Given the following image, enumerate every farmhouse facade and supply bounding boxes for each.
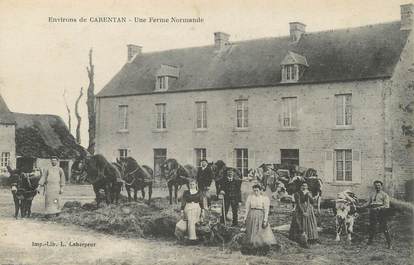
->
[96,4,414,198]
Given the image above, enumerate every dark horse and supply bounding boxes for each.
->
[211,160,242,195]
[162,158,197,204]
[274,168,323,213]
[78,154,123,205]
[7,166,41,218]
[114,157,153,203]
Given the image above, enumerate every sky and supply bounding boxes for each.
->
[0,0,410,148]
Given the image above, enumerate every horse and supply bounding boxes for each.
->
[211,160,242,195]
[115,157,153,203]
[273,168,323,213]
[211,160,227,196]
[249,163,280,192]
[77,154,123,205]
[162,158,197,204]
[7,166,41,218]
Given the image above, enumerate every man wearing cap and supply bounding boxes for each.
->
[38,156,65,217]
[363,180,392,249]
[219,168,242,226]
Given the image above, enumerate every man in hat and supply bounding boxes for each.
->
[219,168,242,226]
[196,159,214,207]
[38,156,65,217]
[196,159,214,191]
[363,180,392,249]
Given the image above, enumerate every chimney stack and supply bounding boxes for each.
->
[127,44,142,61]
[289,22,306,42]
[401,3,413,31]
[214,32,230,49]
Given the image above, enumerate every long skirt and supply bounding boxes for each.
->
[289,207,318,242]
[245,209,277,247]
[184,202,201,240]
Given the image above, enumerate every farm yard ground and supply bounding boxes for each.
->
[0,184,413,265]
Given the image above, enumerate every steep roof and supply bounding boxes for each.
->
[13,113,87,159]
[97,21,410,98]
[0,94,15,124]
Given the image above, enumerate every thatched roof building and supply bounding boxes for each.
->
[13,113,87,159]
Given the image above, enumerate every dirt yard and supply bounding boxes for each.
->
[0,184,412,265]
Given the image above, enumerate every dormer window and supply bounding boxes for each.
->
[155,64,179,92]
[156,76,168,91]
[284,65,297,81]
[280,51,308,83]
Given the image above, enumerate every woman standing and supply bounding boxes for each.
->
[289,182,319,248]
[178,179,205,242]
[37,156,65,217]
[243,184,276,255]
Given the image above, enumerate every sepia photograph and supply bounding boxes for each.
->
[0,0,413,264]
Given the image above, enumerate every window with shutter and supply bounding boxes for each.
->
[324,150,334,182]
[352,150,362,183]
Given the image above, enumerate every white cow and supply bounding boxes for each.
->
[335,190,358,242]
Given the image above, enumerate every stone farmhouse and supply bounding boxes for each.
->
[96,4,414,198]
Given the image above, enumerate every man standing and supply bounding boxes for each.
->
[38,156,65,217]
[363,180,392,249]
[196,159,214,191]
[196,159,214,207]
[219,168,242,226]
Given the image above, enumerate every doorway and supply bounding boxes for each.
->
[154,149,167,178]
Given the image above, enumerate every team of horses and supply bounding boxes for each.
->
[6,154,360,242]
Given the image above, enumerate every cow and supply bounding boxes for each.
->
[7,166,41,218]
[334,190,358,242]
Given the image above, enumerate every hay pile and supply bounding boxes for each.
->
[55,198,180,238]
[49,197,303,253]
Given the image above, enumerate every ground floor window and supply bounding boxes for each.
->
[194,148,207,169]
[335,149,352,181]
[119,149,128,160]
[1,152,10,167]
[235,148,248,178]
[280,149,299,167]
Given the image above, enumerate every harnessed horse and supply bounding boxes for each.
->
[77,154,123,205]
[162,158,196,204]
[115,157,153,203]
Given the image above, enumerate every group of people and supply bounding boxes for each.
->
[176,159,394,253]
[26,156,393,253]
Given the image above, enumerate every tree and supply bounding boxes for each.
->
[75,87,83,144]
[63,89,71,133]
[86,48,96,154]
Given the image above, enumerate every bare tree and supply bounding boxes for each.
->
[86,48,96,154]
[63,89,72,133]
[75,87,84,144]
